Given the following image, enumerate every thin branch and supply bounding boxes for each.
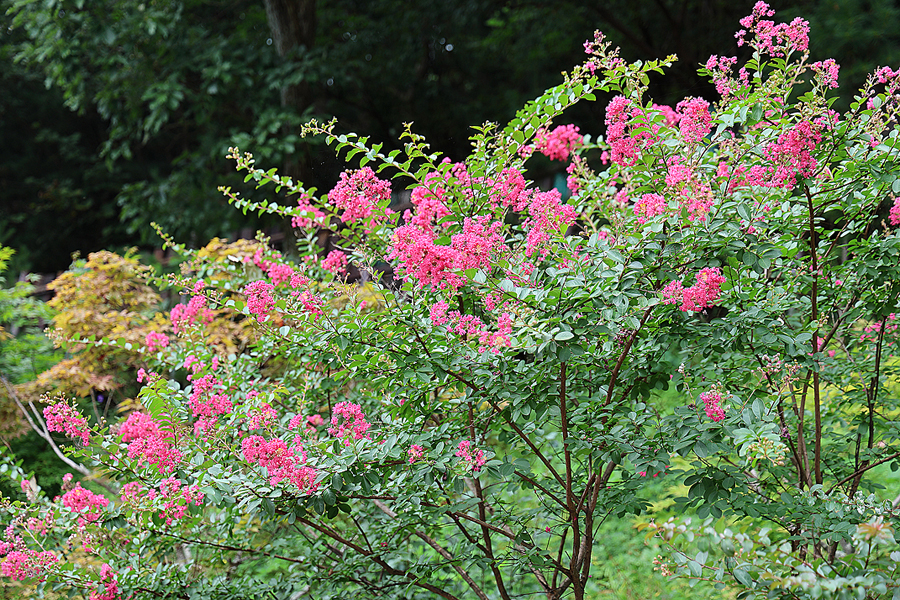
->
[372,499,490,600]
[1,376,91,478]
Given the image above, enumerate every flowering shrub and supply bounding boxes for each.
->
[2,3,900,599]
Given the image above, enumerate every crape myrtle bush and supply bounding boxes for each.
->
[3,3,900,599]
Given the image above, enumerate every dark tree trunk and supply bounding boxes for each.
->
[263,0,316,182]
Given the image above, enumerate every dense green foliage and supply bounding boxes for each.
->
[0,3,899,600]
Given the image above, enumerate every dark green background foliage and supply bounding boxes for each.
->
[1,0,898,272]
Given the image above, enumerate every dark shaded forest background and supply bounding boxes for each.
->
[1,0,898,273]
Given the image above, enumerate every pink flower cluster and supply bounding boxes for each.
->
[144,331,169,352]
[633,193,667,224]
[328,402,372,445]
[455,440,486,472]
[244,280,276,322]
[247,248,311,290]
[170,290,214,334]
[534,124,584,161]
[653,103,680,127]
[89,563,120,600]
[390,163,576,288]
[242,435,318,493]
[156,477,204,526]
[699,389,725,422]
[321,250,348,275]
[762,120,822,188]
[43,402,91,446]
[664,156,715,221]
[291,191,326,229]
[705,55,749,97]
[430,302,514,353]
[119,411,182,474]
[119,412,158,443]
[524,189,578,257]
[248,399,278,430]
[0,549,58,581]
[188,373,233,434]
[662,267,727,312]
[605,96,657,167]
[61,484,109,527]
[889,197,900,226]
[328,167,393,231]
[391,214,506,290]
[289,413,324,432]
[407,444,425,464]
[676,98,712,144]
[735,2,810,57]
[810,59,840,89]
[859,314,898,343]
[296,290,324,319]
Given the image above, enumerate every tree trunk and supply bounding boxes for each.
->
[263,0,316,182]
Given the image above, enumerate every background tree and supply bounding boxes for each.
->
[3,0,898,272]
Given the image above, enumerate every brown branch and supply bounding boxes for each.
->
[804,186,823,485]
[297,515,462,600]
[372,500,490,600]
[829,452,900,495]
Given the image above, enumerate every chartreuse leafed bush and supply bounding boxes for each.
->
[2,3,900,599]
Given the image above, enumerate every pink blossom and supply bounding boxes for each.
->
[187,374,232,433]
[663,268,726,313]
[408,171,453,228]
[266,262,296,286]
[43,402,91,446]
[89,563,120,600]
[633,193,667,224]
[119,412,159,443]
[662,280,685,305]
[652,103,680,127]
[699,389,725,421]
[874,66,899,85]
[705,55,745,97]
[61,484,109,527]
[291,192,326,229]
[156,478,204,526]
[248,403,278,430]
[810,59,840,89]
[244,280,276,322]
[321,250,348,275]
[451,216,505,270]
[0,550,58,581]
[736,3,809,57]
[677,97,712,144]
[296,290,324,318]
[328,167,393,231]
[328,402,372,445]
[289,414,324,432]
[430,301,450,327]
[408,444,425,464]
[889,197,900,226]
[241,435,318,493]
[456,440,486,472]
[605,96,657,166]
[123,417,182,475]
[534,124,584,161]
[119,482,145,504]
[170,294,214,334]
[763,121,821,188]
[144,331,169,352]
[524,189,577,256]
